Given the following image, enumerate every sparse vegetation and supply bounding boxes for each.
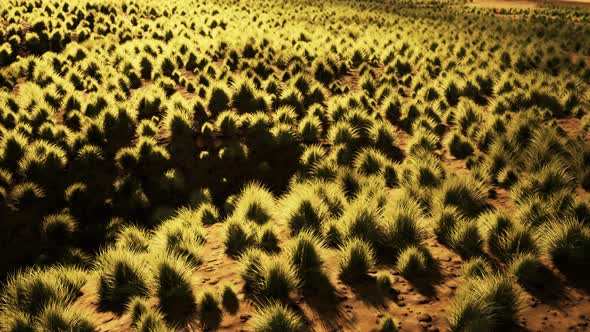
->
[1,0,589,330]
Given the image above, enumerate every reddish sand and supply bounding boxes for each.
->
[65,56,590,331]
[71,218,590,331]
[68,118,590,331]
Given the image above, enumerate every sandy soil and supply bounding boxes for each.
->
[63,57,590,331]
[72,213,590,332]
[68,118,590,331]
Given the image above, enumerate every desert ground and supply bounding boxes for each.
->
[0,0,589,331]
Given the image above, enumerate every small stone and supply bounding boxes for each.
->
[418,313,432,322]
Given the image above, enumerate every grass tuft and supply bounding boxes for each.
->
[127,297,151,326]
[282,187,330,235]
[41,213,78,246]
[96,249,150,313]
[35,304,96,332]
[225,219,257,256]
[198,288,221,323]
[447,274,523,331]
[220,284,239,313]
[508,253,543,286]
[460,257,491,279]
[432,206,463,245]
[541,218,589,269]
[375,271,394,293]
[449,222,484,258]
[249,302,305,332]
[433,176,490,219]
[135,306,172,332]
[115,225,151,253]
[285,231,328,291]
[379,315,399,332]
[338,238,376,283]
[240,249,299,301]
[232,182,277,225]
[151,255,197,323]
[396,245,433,278]
[340,199,383,246]
[380,202,427,257]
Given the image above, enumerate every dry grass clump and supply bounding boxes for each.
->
[0,266,90,331]
[284,231,331,292]
[338,238,376,283]
[150,214,205,266]
[249,302,305,332]
[231,182,277,225]
[339,199,383,246]
[433,176,490,219]
[239,249,300,301]
[447,274,523,331]
[379,315,400,332]
[540,218,589,269]
[150,254,197,323]
[396,245,436,278]
[225,218,258,256]
[380,200,427,258]
[96,249,150,313]
[280,184,331,235]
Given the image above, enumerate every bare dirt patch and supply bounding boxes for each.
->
[558,117,589,141]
